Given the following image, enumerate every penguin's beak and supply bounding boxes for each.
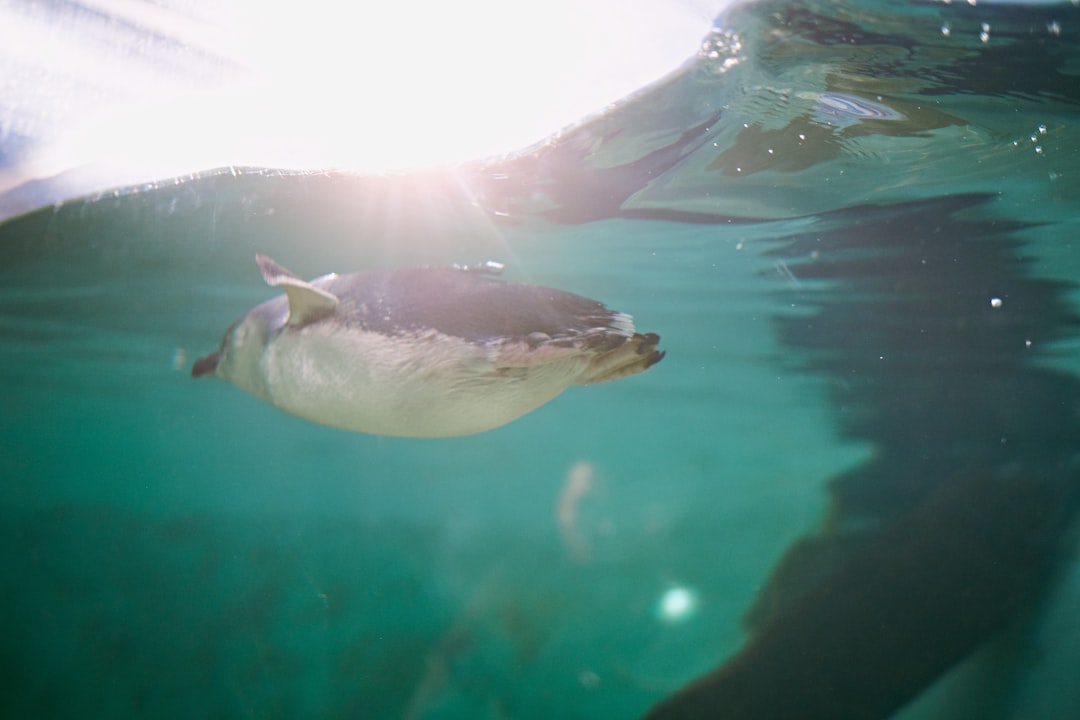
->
[191,350,221,378]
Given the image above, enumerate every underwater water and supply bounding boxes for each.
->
[3,0,1080,718]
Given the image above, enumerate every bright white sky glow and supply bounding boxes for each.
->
[0,0,724,191]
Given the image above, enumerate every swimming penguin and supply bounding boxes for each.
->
[192,255,664,437]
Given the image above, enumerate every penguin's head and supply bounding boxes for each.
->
[191,307,274,400]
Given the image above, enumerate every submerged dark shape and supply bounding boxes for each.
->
[193,255,664,438]
[643,194,1080,719]
[644,465,1074,720]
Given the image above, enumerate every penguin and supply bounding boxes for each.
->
[192,255,664,437]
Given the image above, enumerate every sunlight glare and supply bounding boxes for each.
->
[13,0,721,187]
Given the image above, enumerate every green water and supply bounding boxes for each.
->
[3,0,1080,718]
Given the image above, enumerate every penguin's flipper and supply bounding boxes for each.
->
[256,254,339,328]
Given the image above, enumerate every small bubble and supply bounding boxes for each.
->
[767,148,774,154]
[798,133,806,141]
[1025,339,1033,348]
[1031,135,1038,143]
[990,297,1003,308]
[980,30,990,43]
[1038,124,1047,134]
[941,24,951,37]
[1035,146,1044,155]
[1047,21,1061,36]
[981,22,991,32]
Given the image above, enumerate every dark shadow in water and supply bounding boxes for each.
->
[642,194,1080,719]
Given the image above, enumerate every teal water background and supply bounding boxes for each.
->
[3,1,1080,718]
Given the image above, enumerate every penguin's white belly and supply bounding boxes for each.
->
[258,324,587,437]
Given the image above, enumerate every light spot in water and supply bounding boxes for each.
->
[578,670,601,688]
[990,297,1003,308]
[656,586,699,623]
